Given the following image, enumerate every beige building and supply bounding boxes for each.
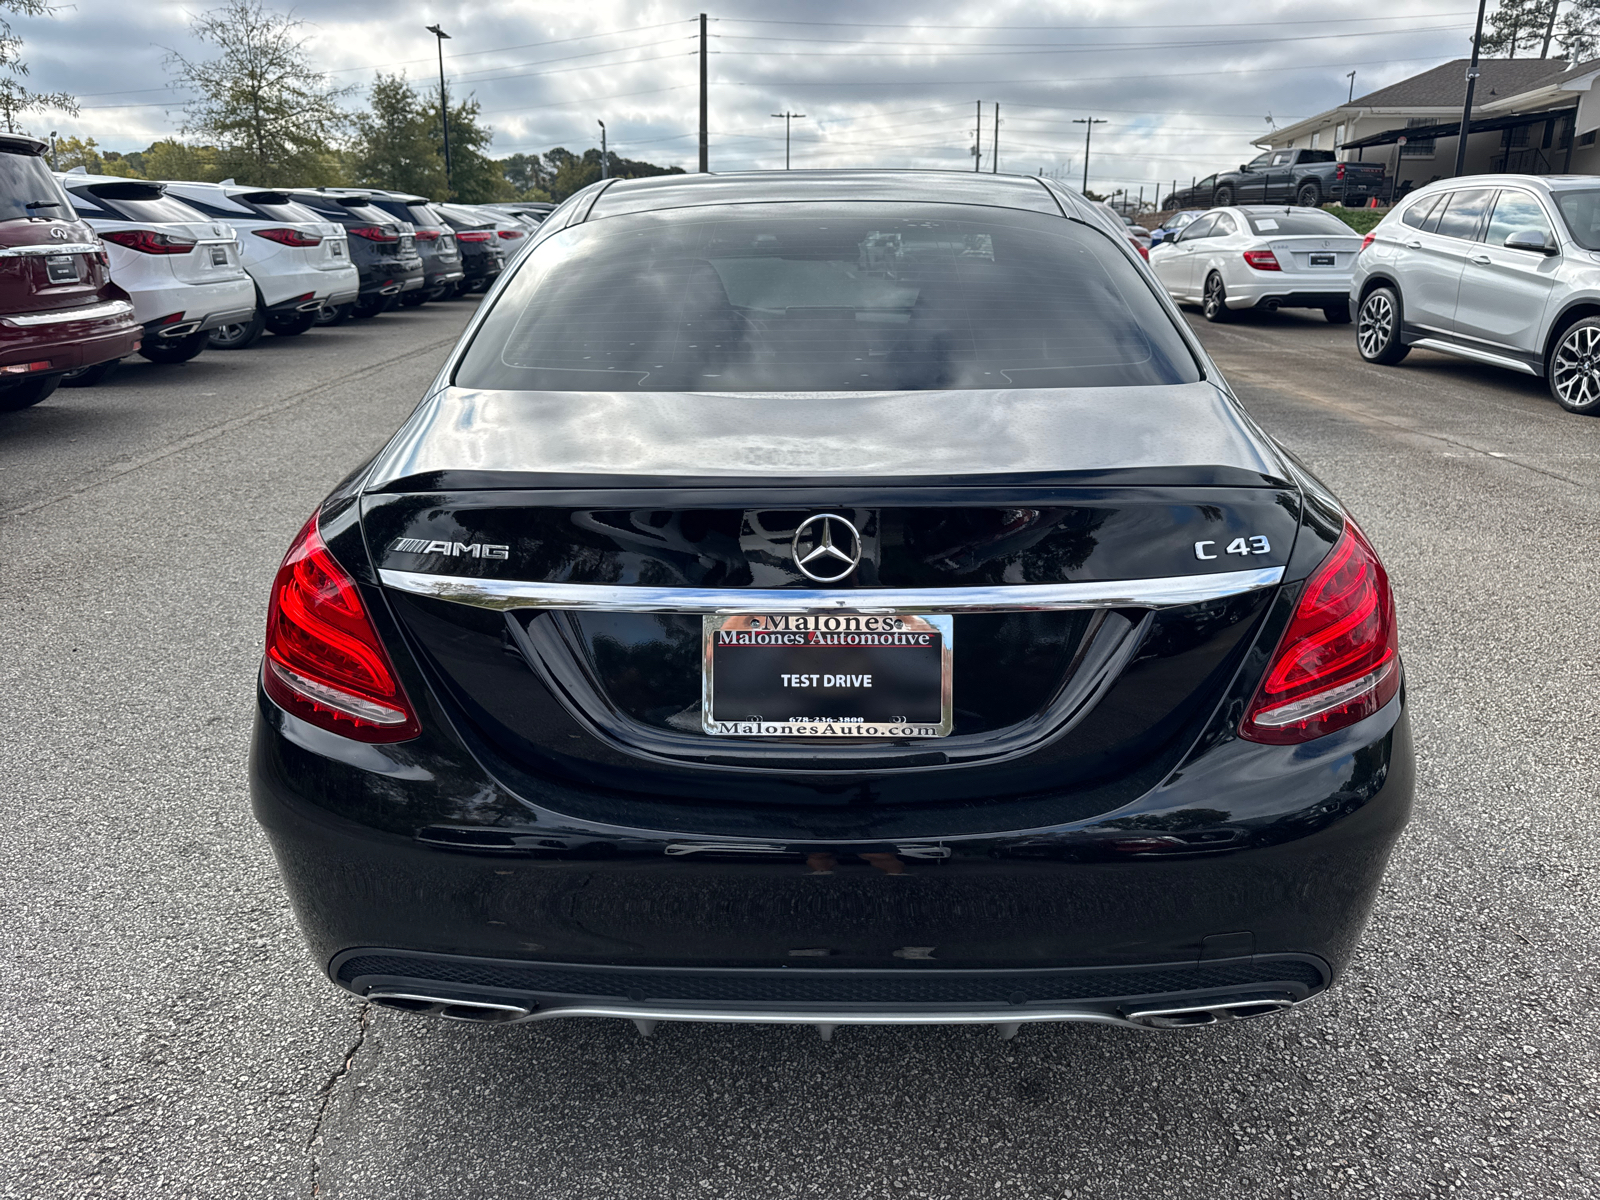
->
[1258,58,1600,199]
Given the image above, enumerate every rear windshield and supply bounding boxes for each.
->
[1553,189,1600,249]
[84,191,209,224]
[0,153,71,222]
[249,199,325,223]
[407,204,443,227]
[1243,210,1351,236]
[455,202,1200,392]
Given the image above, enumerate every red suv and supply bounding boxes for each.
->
[0,134,140,412]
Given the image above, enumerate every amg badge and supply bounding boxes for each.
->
[390,538,509,560]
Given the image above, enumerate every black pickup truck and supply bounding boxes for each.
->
[1212,148,1385,208]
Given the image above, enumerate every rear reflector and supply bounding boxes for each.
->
[1240,521,1399,745]
[263,511,420,742]
[252,227,324,247]
[102,229,197,255]
[0,360,51,374]
[1242,250,1281,271]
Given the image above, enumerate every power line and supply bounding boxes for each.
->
[710,24,1471,54]
[715,10,1476,30]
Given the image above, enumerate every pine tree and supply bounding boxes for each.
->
[349,73,444,196]
[0,0,75,134]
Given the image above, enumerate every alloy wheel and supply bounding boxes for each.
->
[1552,324,1600,410]
[1358,294,1393,358]
[1204,275,1225,319]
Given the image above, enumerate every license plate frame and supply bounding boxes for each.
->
[210,246,229,266]
[45,254,76,283]
[1309,252,1336,266]
[701,611,954,738]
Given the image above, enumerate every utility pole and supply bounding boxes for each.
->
[992,102,1000,173]
[598,120,607,178]
[1073,117,1106,194]
[771,111,806,169]
[1347,71,1357,102]
[1455,0,1489,177]
[973,100,982,171]
[426,24,452,195]
[698,13,708,172]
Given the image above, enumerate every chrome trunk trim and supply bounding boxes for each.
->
[2,298,133,327]
[377,565,1285,614]
[0,242,102,257]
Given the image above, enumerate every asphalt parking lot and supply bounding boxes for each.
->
[2,299,1598,1200]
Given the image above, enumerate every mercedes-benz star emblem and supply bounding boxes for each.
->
[791,513,862,583]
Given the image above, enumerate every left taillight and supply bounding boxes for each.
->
[1242,249,1281,271]
[497,229,524,240]
[102,229,197,255]
[262,511,420,743]
[1240,520,1399,745]
[1360,233,1376,253]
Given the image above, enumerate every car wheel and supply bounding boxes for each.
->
[1296,182,1322,208]
[450,280,473,298]
[1323,301,1352,324]
[59,358,122,388]
[425,286,450,302]
[1356,286,1409,365]
[351,294,394,319]
[139,331,210,365]
[315,303,353,327]
[1202,272,1232,322]
[1546,317,1600,414]
[1213,185,1234,206]
[0,373,62,411]
[398,290,429,308]
[208,308,266,350]
[266,311,319,337]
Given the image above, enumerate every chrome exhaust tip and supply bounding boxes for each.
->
[1123,998,1294,1029]
[295,300,326,312]
[157,322,201,339]
[367,991,533,1023]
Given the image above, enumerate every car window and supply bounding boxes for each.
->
[1431,189,1494,241]
[246,199,323,223]
[166,191,253,218]
[1553,189,1600,249]
[1270,151,1294,167]
[1242,210,1348,236]
[0,152,70,222]
[406,204,442,227]
[1198,175,1216,189]
[1401,194,1441,229]
[1299,150,1336,163]
[1246,154,1271,170]
[455,202,1201,393]
[1485,190,1555,248]
[1211,213,1238,236]
[76,189,209,224]
[1179,215,1216,240]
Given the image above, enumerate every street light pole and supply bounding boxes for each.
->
[426,24,452,195]
[992,102,1000,173]
[771,111,806,169]
[598,120,607,178]
[1454,0,1489,177]
[973,100,982,171]
[1072,117,1106,194]
[698,13,708,172]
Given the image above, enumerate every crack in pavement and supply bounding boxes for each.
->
[306,1002,371,1199]
[2,334,460,525]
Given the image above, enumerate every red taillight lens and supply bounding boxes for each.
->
[1336,163,1346,180]
[252,227,323,247]
[102,229,197,255]
[1240,522,1399,745]
[262,512,420,743]
[413,228,441,241]
[455,229,494,242]
[1242,249,1281,271]
[346,224,399,242]
[497,229,524,240]
[1360,233,1376,253]
[1131,238,1149,260]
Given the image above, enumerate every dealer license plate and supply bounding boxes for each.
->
[702,612,953,738]
[1310,253,1336,266]
[45,254,76,283]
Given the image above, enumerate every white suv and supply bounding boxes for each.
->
[161,181,359,348]
[58,172,255,366]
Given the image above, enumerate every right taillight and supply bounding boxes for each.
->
[346,224,399,242]
[413,228,441,241]
[1240,521,1399,745]
[262,511,420,743]
[455,229,494,242]
[102,229,197,255]
[253,227,323,247]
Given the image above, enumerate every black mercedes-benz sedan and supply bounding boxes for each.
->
[250,171,1412,1037]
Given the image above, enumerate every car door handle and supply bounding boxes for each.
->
[1405,240,1423,249]
[1469,254,1492,265]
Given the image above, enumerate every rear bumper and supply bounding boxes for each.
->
[0,298,141,370]
[1228,284,1353,310]
[250,687,1415,1017]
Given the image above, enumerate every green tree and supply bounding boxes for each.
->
[436,92,511,202]
[52,134,103,173]
[1558,0,1600,57]
[498,152,551,200]
[1483,0,1549,55]
[0,0,75,135]
[349,72,444,196]
[142,139,221,182]
[541,146,684,202]
[164,0,351,186]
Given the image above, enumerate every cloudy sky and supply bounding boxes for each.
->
[13,0,1490,196]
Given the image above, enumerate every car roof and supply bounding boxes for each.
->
[585,170,1068,220]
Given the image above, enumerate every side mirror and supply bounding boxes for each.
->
[1238,164,1250,173]
[1504,229,1557,255]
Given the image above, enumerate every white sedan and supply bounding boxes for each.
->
[1147,205,1364,324]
